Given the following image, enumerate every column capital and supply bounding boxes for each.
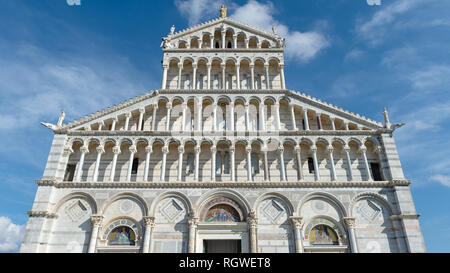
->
[327,145,334,153]
[162,63,169,69]
[96,145,105,154]
[247,211,258,229]
[359,146,367,154]
[143,216,156,227]
[80,146,89,154]
[278,147,285,154]
[230,146,236,153]
[192,63,198,69]
[374,146,383,154]
[145,146,153,154]
[178,146,185,154]
[246,146,252,153]
[113,146,121,155]
[178,63,183,69]
[344,145,351,153]
[125,112,132,119]
[152,103,158,109]
[63,146,74,156]
[129,145,137,154]
[211,145,217,153]
[139,108,145,114]
[295,145,301,153]
[166,102,173,109]
[112,116,119,122]
[90,215,104,227]
[188,212,199,228]
[310,145,317,153]
[194,145,201,154]
[162,146,169,155]
[342,217,356,228]
[289,216,304,229]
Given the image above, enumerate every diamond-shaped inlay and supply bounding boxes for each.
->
[262,200,284,223]
[358,200,381,222]
[161,199,183,222]
[65,200,88,222]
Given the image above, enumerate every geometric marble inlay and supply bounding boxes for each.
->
[357,200,381,222]
[312,200,329,214]
[161,199,183,222]
[119,199,135,214]
[65,200,88,222]
[262,200,284,223]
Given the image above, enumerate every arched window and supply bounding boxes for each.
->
[108,226,136,246]
[309,225,339,246]
[204,204,240,223]
[227,41,232,48]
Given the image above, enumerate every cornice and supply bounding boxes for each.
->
[36,179,411,189]
[163,48,284,53]
[389,214,421,221]
[26,210,58,219]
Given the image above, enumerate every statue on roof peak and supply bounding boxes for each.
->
[220,5,227,18]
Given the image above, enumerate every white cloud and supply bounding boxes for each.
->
[357,0,425,45]
[0,217,25,252]
[174,0,329,63]
[0,43,151,131]
[344,49,365,62]
[430,175,450,188]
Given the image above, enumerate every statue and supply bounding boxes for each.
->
[220,5,227,18]
[41,110,65,131]
[169,25,175,36]
[57,110,65,127]
[382,107,391,129]
[160,37,173,49]
[272,25,277,35]
[277,37,286,48]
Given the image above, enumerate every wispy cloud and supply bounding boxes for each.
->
[174,0,329,63]
[0,217,25,253]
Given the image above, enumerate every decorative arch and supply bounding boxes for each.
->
[253,192,294,217]
[195,189,251,220]
[149,191,193,217]
[100,192,149,216]
[102,217,142,246]
[52,192,98,215]
[298,192,348,218]
[349,192,396,217]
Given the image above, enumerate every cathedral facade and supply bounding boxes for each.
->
[20,6,426,253]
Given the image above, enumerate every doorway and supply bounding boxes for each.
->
[203,240,242,253]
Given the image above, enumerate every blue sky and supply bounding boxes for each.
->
[0,0,449,252]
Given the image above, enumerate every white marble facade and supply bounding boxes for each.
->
[20,6,426,253]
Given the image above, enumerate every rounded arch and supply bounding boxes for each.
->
[216,95,232,103]
[149,191,193,217]
[170,96,185,104]
[299,137,314,147]
[363,136,381,147]
[87,137,101,146]
[135,138,149,146]
[151,138,165,146]
[349,192,396,217]
[347,137,363,148]
[225,56,238,64]
[238,56,252,65]
[52,192,98,215]
[253,192,294,217]
[262,96,277,104]
[167,56,181,64]
[100,192,149,216]
[195,189,251,219]
[303,215,348,245]
[182,56,195,64]
[119,138,134,146]
[282,137,298,147]
[69,138,85,147]
[298,192,348,218]
[331,137,346,147]
[253,56,266,64]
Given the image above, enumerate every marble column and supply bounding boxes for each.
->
[343,217,358,253]
[280,64,286,89]
[317,112,323,130]
[236,64,240,89]
[265,65,270,89]
[230,145,235,182]
[144,146,152,182]
[211,145,216,182]
[344,121,349,131]
[177,63,183,89]
[344,145,353,181]
[124,112,132,131]
[303,108,310,130]
[360,147,373,181]
[97,121,104,132]
[151,103,158,131]
[194,145,200,182]
[88,215,104,253]
[165,102,172,131]
[75,146,89,182]
[92,145,105,182]
[295,145,303,181]
[126,145,137,181]
[137,108,145,131]
[289,216,304,253]
[212,104,217,132]
[250,64,255,89]
[262,149,269,182]
[221,30,225,49]
[259,103,266,131]
[109,146,120,182]
[192,64,197,90]
[233,35,237,49]
[143,216,155,253]
[177,146,184,182]
[161,64,168,89]
[290,104,297,131]
[311,145,320,181]
[221,64,226,89]
[197,101,203,132]
[275,102,281,130]
[330,117,336,131]
[160,146,169,181]
[245,103,250,131]
[327,145,337,181]
[111,117,118,131]
[278,146,286,181]
[207,64,211,89]
[248,211,258,253]
[246,146,252,182]
[188,213,198,253]
[374,146,387,181]
[230,103,235,131]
